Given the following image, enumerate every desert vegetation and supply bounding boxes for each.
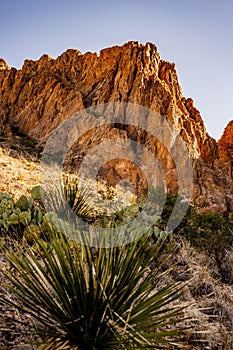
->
[0,175,233,349]
[0,180,191,349]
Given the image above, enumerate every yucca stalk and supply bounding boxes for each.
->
[0,230,190,349]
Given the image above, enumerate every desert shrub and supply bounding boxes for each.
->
[44,177,96,225]
[160,192,193,232]
[0,229,191,349]
[63,177,95,221]
[0,187,45,240]
[7,127,43,158]
[180,212,233,283]
[157,191,233,283]
[21,135,38,149]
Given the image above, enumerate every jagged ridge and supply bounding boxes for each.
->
[0,41,232,211]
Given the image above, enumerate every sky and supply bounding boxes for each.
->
[0,0,233,140]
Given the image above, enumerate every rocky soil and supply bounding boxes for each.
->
[0,149,40,200]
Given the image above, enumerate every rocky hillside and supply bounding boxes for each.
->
[0,41,232,212]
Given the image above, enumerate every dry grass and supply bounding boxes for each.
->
[167,238,233,349]
[0,147,40,200]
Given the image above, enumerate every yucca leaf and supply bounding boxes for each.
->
[0,228,191,349]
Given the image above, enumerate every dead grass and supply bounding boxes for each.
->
[0,147,40,200]
[168,238,233,349]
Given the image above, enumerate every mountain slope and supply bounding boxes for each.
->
[0,41,232,212]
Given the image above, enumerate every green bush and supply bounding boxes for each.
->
[45,177,96,224]
[180,211,233,283]
[0,230,190,349]
[158,192,233,283]
[0,187,45,239]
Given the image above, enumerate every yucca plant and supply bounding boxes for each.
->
[44,176,95,223]
[0,230,190,349]
[63,177,95,221]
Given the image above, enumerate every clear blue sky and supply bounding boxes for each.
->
[1,0,233,140]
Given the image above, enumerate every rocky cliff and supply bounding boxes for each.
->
[219,121,233,158]
[0,41,232,212]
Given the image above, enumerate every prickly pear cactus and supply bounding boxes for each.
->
[19,211,31,226]
[42,212,73,237]
[0,193,19,230]
[0,186,72,242]
[0,193,14,214]
[16,195,29,211]
[0,193,12,200]
[42,212,58,233]
[32,206,43,225]
[8,213,20,225]
[31,185,45,200]
[28,197,34,209]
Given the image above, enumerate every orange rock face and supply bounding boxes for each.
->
[218,121,233,156]
[0,41,232,212]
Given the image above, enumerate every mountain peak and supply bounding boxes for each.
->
[0,58,10,70]
[0,42,232,212]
